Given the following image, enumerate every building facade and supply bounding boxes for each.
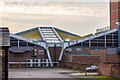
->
[60,28,120,78]
[8,26,120,78]
[7,1,120,78]
[9,27,81,67]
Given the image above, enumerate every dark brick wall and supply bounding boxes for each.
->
[9,51,46,62]
[64,47,90,54]
[61,56,100,71]
[61,47,120,78]
[99,53,120,77]
[60,62,89,71]
[106,54,119,62]
[61,48,100,71]
[90,49,107,63]
[1,48,9,80]
[9,47,47,67]
[48,47,62,62]
[99,63,120,78]
[9,46,62,67]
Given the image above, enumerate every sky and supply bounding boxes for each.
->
[0,0,110,36]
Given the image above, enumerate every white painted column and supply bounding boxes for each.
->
[18,39,19,47]
[46,59,49,67]
[46,47,53,66]
[89,39,91,47]
[105,34,106,47]
[58,48,64,61]
[38,59,41,67]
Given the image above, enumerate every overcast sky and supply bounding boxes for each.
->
[0,1,110,36]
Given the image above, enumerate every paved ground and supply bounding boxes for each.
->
[9,68,79,78]
[8,68,115,80]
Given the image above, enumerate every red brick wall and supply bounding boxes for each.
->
[61,56,100,71]
[61,47,120,77]
[110,1,120,29]
[64,47,90,54]
[61,48,100,71]
[9,51,46,62]
[81,48,90,54]
[99,63,120,77]
[99,63,112,76]
[62,56,100,65]
[60,62,89,71]
[72,56,100,65]
[106,54,119,62]
[48,47,62,62]
[90,49,107,62]
[9,47,46,67]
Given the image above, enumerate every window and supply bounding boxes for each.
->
[38,50,44,55]
[76,47,81,52]
[32,49,38,57]
[66,48,72,52]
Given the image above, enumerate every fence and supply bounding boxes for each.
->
[9,59,59,67]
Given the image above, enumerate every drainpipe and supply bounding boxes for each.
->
[54,44,56,66]
[116,22,120,47]
[116,22,120,57]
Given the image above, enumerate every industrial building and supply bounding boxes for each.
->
[8,26,120,77]
[1,0,119,78]
[61,28,120,77]
[9,27,81,67]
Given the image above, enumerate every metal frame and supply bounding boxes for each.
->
[59,28,118,61]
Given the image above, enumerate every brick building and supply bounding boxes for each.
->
[9,26,120,77]
[60,28,120,77]
[110,0,120,29]
[7,0,120,78]
[9,27,81,67]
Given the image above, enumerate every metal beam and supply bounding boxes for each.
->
[58,48,64,61]
[38,27,45,41]
[18,39,19,47]
[46,47,53,66]
[89,39,91,47]
[52,27,63,42]
[64,28,118,48]
[105,34,106,47]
